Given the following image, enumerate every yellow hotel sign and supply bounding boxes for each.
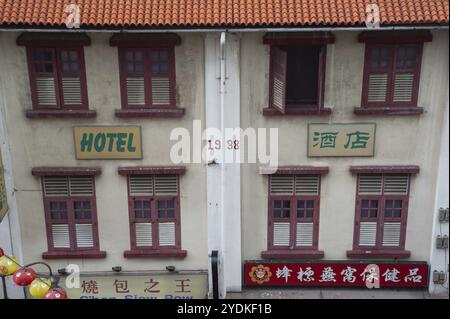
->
[0,149,8,222]
[74,126,142,159]
[308,123,376,157]
[58,273,208,299]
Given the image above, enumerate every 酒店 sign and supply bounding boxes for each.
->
[244,262,428,288]
[308,123,376,157]
[0,149,8,222]
[58,272,208,299]
[74,126,142,159]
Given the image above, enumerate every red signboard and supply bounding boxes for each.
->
[244,262,428,288]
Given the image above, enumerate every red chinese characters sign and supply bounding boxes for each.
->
[244,262,428,288]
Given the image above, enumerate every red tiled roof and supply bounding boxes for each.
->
[0,0,448,28]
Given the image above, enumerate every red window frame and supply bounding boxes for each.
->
[118,47,176,109]
[267,175,321,252]
[41,176,101,253]
[126,175,182,252]
[353,174,410,251]
[361,43,423,108]
[268,44,327,114]
[26,47,89,110]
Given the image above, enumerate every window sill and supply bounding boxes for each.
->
[42,251,106,259]
[124,249,187,258]
[26,109,97,119]
[354,107,424,116]
[346,249,411,259]
[115,108,185,118]
[263,107,332,116]
[261,250,324,259]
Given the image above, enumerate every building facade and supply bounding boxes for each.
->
[0,0,448,298]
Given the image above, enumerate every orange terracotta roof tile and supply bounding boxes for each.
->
[0,0,448,28]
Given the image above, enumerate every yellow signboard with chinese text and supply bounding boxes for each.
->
[308,123,376,157]
[58,272,208,299]
[0,149,8,222]
[74,126,142,159]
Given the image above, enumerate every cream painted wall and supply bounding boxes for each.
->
[240,30,449,261]
[0,32,208,272]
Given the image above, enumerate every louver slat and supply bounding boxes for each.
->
[367,74,388,103]
[358,174,382,195]
[273,222,290,247]
[151,77,171,105]
[382,222,401,247]
[129,175,153,196]
[270,175,294,195]
[36,77,57,106]
[383,174,409,195]
[135,223,153,247]
[359,221,377,246]
[273,78,284,109]
[75,224,94,248]
[158,222,176,246]
[61,77,82,105]
[295,175,319,195]
[271,47,287,114]
[126,77,145,105]
[51,224,70,248]
[69,176,94,196]
[154,175,178,195]
[393,73,414,102]
[44,176,68,196]
[296,222,313,247]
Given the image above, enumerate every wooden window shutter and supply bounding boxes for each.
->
[151,77,171,105]
[154,175,178,195]
[75,224,94,248]
[392,46,419,104]
[43,176,69,196]
[69,176,94,196]
[270,47,287,114]
[358,174,382,195]
[270,175,294,195]
[158,222,176,246]
[29,48,59,108]
[295,175,319,195]
[296,222,314,246]
[359,221,377,246]
[382,222,401,247]
[365,46,391,105]
[367,73,388,103]
[122,50,146,107]
[51,224,71,248]
[126,77,146,106]
[58,49,85,107]
[135,222,153,247]
[273,222,290,247]
[383,174,409,195]
[129,175,153,196]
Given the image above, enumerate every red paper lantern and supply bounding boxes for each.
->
[0,248,4,257]
[44,288,68,299]
[13,267,36,286]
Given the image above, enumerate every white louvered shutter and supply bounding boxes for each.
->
[393,73,414,102]
[136,223,153,247]
[273,222,290,247]
[382,222,401,247]
[358,174,382,195]
[154,175,178,195]
[35,77,58,106]
[129,175,153,196]
[61,77,82,105]
[51,224,70,248]
[151,77,171,105]
[75,224,94,248]
[383,174,409,195]
[159,222,176,246]
[270,175,294,195]
[295,175,319,195]
[69,176,94,196]
[296,222,313,247]
[367,74,388,103]
[43,176,69,196]
[126,77,145,105]
[359,221,377,246]
[270,47,287,114]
